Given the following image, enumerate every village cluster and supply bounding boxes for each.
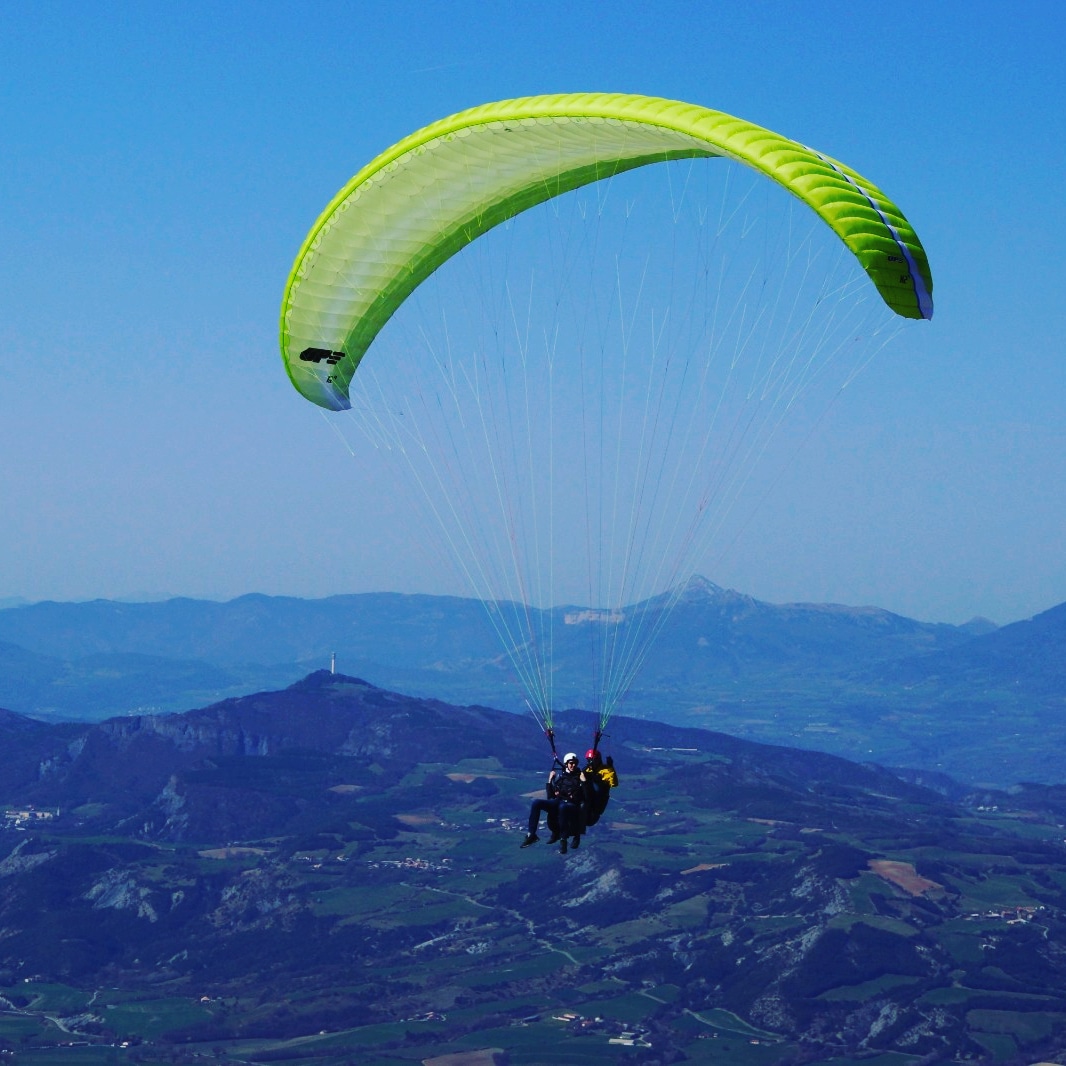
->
[2,806,57,829]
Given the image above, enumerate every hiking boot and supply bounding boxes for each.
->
[520,834,539,848]
[571,836,580,849]
[560,838,568,854]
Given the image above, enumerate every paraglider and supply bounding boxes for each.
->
[279,93,933,774]
[520,748,617,854]
[521,751,585,853]
[281,93,931,411]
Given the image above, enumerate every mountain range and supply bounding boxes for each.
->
[0,579,1063,787]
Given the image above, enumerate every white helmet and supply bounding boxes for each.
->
[563,752,579,764]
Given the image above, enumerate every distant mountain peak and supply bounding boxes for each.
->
[681,575,726,598]
[672,575,757,609]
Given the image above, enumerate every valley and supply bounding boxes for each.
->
[3,674,1066,1063]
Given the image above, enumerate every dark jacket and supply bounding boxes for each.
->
[551,767,586,805]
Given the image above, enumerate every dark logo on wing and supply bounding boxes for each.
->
[300,348,345,365]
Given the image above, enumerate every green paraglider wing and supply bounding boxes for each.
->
[280,93,933,411]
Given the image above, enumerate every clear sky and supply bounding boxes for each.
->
[2,1,1063,626]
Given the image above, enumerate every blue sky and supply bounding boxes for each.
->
[2,1,1063,625]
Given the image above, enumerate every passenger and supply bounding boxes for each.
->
[553,752,586,853]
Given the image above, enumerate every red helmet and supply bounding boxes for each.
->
[586,749,599,761]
